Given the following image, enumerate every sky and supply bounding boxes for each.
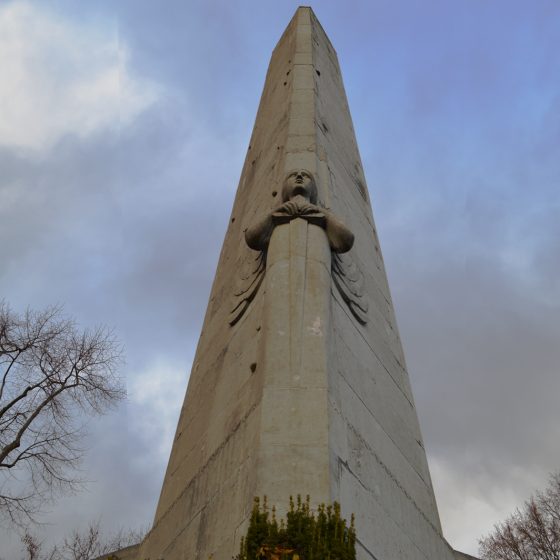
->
[0,0,559,557]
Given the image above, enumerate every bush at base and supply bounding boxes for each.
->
[235,495,356,560]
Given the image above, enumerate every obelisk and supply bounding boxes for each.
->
[138,7,460,560]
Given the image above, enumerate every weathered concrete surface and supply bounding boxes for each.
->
[454,551,482,560]
[94,544,140,560]
[137,7,458,560]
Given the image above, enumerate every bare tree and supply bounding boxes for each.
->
[0,302,124,526]
[479,472,560,560]
[21,531,46,560]
[59,521,145,560]
[19,522,146,560]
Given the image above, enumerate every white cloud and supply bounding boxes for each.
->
[430,455,547,556]
[0,1,158,151]
[128,359,188,460]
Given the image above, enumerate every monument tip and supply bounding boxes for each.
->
[293,6,315,18]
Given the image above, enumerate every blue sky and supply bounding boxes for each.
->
[0,1,559,556]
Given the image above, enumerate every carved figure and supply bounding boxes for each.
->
[229,170,368,326]
[245,170,354,253]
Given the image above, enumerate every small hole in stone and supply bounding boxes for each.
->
[277,146,280,150]
[256,325,261,332]
[316,69,321,76]
[231,217,235,223]
[272,190,277,197]
[250,363,257,373]
[251,159,256,166]
[248,145,251,150]
[283,81,287,86]
[286,70,290,76]
[288,59,291,63]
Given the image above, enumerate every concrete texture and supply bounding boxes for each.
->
[137,7,461,559]
[94,544,141,560]
[454,552,482,560]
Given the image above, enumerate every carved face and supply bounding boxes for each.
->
[282,170,317,203]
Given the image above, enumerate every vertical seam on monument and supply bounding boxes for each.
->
[290,220,296,378]
[288,10,296,383]
[300,221,309,379]
[310,8,333,507]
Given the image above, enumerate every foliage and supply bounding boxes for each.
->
[479,471,560,560]
[235,495,356,560]
[0,302,124,526]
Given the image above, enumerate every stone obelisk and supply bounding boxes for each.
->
[138,7,461,560]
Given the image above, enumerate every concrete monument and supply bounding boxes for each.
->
[118,7,476,560]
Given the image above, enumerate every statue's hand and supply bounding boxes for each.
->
[278,200,299,216]
[277,196,322,216]
[272,197,326,226]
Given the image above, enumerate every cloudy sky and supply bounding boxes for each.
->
[0,0,559,557]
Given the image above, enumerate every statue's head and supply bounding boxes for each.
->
[282,169,317,204]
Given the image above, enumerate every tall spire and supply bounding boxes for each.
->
[137,7,459,559]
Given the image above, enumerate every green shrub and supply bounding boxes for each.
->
[235,495,356,560]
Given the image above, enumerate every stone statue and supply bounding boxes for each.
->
[245,170,354,253]
[230,170,367,326]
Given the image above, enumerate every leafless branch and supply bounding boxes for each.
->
[0,301,124,527]
[479,472,560,560]
[19,522,146,560]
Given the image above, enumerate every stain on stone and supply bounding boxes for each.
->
[355,178,367,200]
